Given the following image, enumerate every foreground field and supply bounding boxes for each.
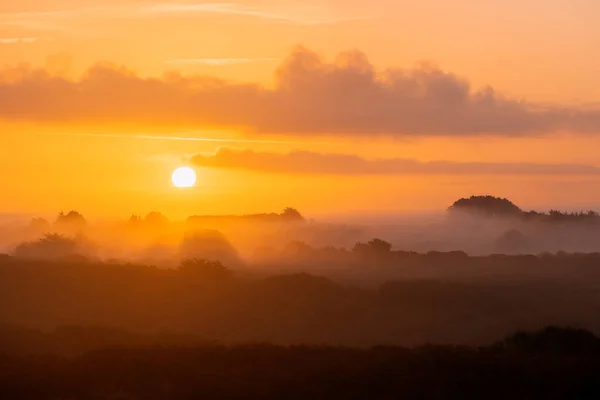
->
[1,327,600,399]
[3,255,600,346]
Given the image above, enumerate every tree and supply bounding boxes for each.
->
[179,230,241,267]
[494,229,530,254]
[448,195,522,217]
[27,217,51,233]
[15,233,79,259]
[128,214,143,225]
[353,238,392,255]
[281,208,304,221]
[499,326,600,354]
[144,212,169,226]
[54,211,87,232]
[283,241,314,256]
[179,259,233,280]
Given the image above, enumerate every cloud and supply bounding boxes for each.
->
[1,46,600,135]
[0,37,38,44]
[0,7,118,30]
[41,132,304,145]
[191,147,600,175]
[0,3,366,31]
[165,58,277,66]
[140,3,369,25]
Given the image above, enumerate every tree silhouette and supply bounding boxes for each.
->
[54,211,87,232]
[281,208,304,221]
[179,230,241,266]
[179,259,233,280]
[14,233,79,259]
[128,214,143,225]
[27,217,50,233]
[353,238,392,255]
[449,195,522,217]
[144,212,169,226]
[283,241,314,256]
[494,229,530,254]
[499,326,600,354]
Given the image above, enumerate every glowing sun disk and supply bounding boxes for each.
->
[172,167,196,188]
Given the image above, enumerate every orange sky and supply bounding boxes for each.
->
[2,0,600,219]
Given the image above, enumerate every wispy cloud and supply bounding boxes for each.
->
[192,148,600,176]
[165,57,277,66]
[37,132,308,145]
[0,2,368,31]
[0,37,38,44]
[142,3,369,25]
[0,6,127,31]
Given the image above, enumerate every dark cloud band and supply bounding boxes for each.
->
[191,148,600,175]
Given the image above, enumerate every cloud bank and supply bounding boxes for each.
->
[191,147,600,175]
[2,46,600,136]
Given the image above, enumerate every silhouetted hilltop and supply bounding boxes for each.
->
[449,195,522,217]
[450,195,600,223]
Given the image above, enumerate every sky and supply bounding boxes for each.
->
[2,0,600,219]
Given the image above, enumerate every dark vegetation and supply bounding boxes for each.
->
[2,326,600,399]
[3,253,600,347]
[14,233,95,260]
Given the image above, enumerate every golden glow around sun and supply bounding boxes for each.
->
[172,167,197,188]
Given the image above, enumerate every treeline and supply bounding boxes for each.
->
[1,326,600,399]
[450,195,600,222]
[3,256,600,346]
[270,238,600,269]
[523,209,600,222]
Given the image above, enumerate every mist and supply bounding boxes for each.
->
[1,196,600,345]
[3,197,600,272]
[4,199,600,397]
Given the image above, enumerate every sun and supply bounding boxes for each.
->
[172,167,197,188]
